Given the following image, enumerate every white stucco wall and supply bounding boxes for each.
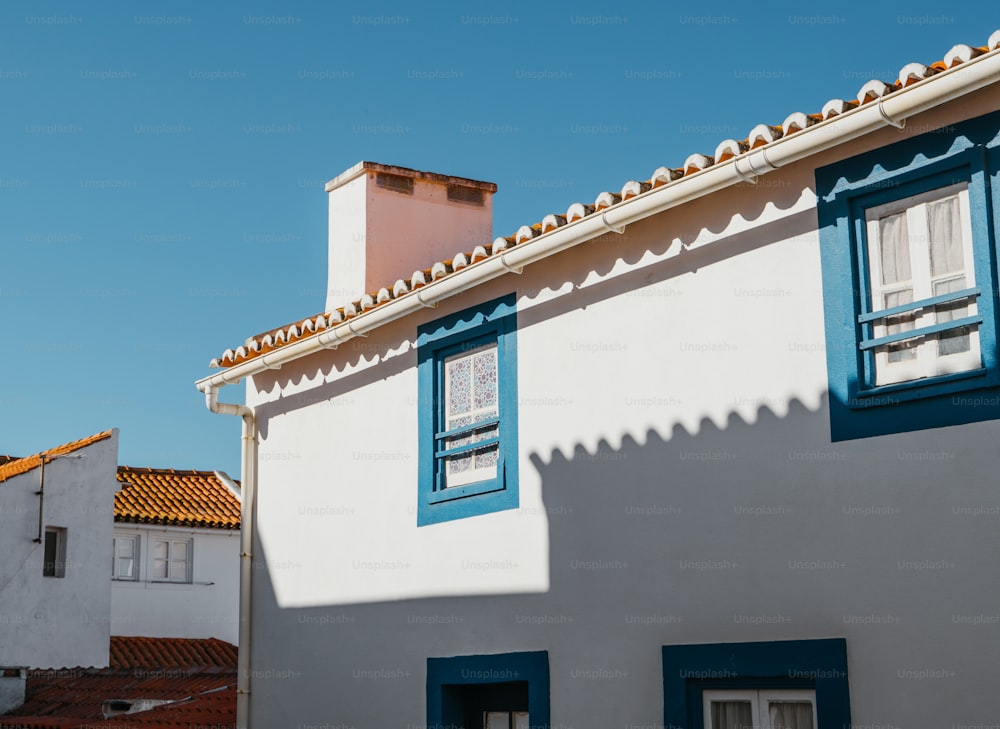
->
[110,524,240,644]
[0,431,119,669]
[243,87,1000,728]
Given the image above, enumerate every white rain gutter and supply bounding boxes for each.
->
[196,48,1000,394]
[203,387,255,729]
[195,46,1000,729]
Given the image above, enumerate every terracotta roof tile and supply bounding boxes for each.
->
[0,432,114,484]
[115,467,240,529]
[208,30,1000,371]
[108,636,238,671]
[1,638,236,729]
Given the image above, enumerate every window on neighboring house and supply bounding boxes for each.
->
[703,689,817,729]
[42,527,66,578]
[816,108,1000,440]
[427,651,548,729]
[152,538,192,583]
[662,639,850,729]
[112,535,139,581]
[417,293,518,526]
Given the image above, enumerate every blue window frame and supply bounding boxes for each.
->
[662,639,850,729]
[417,293,518,526]
[427,651,549,729]
[816,109,1000,440]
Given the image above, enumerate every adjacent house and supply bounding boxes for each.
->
[197,31,1000,729]
[0,431,119,671]
[112,467,241,645]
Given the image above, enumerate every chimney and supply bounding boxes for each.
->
[324,162,497,311]
[0,667,27,714]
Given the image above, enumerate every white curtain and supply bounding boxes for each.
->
[769,701,814,729]
[711,701,753,729]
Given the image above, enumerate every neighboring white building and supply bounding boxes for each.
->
[0,431,119,670]
[111,467,241,645]
[198,31,1000,729]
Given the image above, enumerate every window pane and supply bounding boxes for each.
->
[710,701,753,729]
[512,712,529,729]
[878,211,911,285]
[473,347,498,409]
[883,289,917,363]
[927,195,964,277]
[934,277,972,356]
[769,701,814,729]
[154,540,169,560]
[445,355,472,417]
[43,530,58,577]
[173,541,188,561]
[116,538,134,559]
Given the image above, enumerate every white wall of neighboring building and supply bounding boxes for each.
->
[0,432,119,669]
[241,87,1000,728]
[110,524,240,645]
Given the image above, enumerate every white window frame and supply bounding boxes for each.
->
[152,538,193,583]
[865,182,980,386]
[112,534,140,581]
[703,688,817,729]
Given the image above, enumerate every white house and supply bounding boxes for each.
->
[198,30,1000,729]
[111,466,241,645]
[0,431,119,671]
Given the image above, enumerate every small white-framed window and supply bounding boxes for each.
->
[43,526,67,578]
[112,535,140,581]
[703,689,816,729]
[865,182,980,386]
[484,711,529,729]
[152,538,192,583]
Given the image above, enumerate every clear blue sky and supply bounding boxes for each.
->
[1,2,994,476]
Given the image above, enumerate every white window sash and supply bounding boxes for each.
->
[865,183,980,386]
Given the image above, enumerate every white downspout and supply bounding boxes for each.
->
[203,385,255,729]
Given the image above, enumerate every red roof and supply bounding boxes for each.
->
[107,636,237,672]
[115,467,241,529]
[1,638,237,729]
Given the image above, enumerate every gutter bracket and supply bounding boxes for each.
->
[346,321,369,337]
[499,254,523,275]
[416,291,438,308]
[877,96,906,129]
[600,211,626,235]
[733,157,758,184]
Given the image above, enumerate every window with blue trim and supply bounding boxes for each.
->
[816,109,1000,440]
[662,639,850,729]
[427,651,549,729]
[417,293,518,526]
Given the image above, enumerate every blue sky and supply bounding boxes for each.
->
[1,2,994,476]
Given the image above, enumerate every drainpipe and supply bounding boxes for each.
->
[203,386,255,729]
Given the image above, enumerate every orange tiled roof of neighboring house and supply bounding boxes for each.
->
[0,637,236,729]
[115,467,240,529]
[208,31,1000,371]
[108,636,238,671]
[0,431,114,484]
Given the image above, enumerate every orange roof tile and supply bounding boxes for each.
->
[208,30,1000,371]
[115,467,240,529]
[0,638,236,729]
[108,636,238,671]
[0,431,114,484]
